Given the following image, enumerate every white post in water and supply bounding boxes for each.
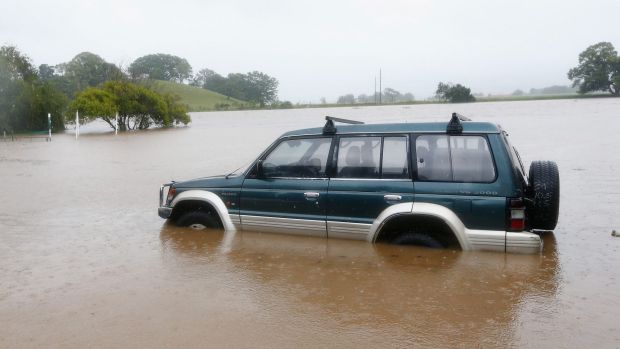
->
[47,113,52,142]
[115,112,118,135]
[75,110,80,139]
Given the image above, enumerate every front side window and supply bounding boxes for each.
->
[263,138,332,178]
[416,135,495,182]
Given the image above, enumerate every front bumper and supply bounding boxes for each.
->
[158,207,172,219]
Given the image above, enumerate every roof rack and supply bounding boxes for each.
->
[446,112,471,134]
[323,116,364,134]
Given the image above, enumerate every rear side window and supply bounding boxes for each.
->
[416,135,495,182]
[416,135,451,181]
[382,137,409,178]
[337,136,409,179]
[337,137,381,178]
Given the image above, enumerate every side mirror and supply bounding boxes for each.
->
[255,160,264,178]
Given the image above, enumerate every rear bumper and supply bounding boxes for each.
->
[158,207,172,219]
[466,229,542,254]
[506,231,543,254]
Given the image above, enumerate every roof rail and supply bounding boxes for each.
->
[446,112,471,134]
[323,116,364,134]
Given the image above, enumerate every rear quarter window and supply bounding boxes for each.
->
[416,135,496,183]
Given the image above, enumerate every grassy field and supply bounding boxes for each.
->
[143,80,248,112]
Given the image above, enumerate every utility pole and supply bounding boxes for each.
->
[379,69,382,105]
[374,77,377,104]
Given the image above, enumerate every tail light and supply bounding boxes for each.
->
[509,198,525,231]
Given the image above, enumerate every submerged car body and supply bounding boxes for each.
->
[159,114,560,254]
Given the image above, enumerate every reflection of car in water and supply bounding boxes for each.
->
[159,226,559,346]
[158,114,560,253]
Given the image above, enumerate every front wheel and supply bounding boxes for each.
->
[175,211,222,230]
[391,232,445,248]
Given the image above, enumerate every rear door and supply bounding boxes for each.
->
[240,137,332,237]
[326,135,414,240]
[412,133,506,230]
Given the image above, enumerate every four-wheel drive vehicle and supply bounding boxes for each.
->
[158,114,560,254]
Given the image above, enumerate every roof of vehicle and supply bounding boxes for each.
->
[281,121,502,138]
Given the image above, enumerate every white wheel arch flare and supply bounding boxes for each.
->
[368,202,472,250]
[170,190,237,231]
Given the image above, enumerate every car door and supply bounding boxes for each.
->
[326,135,414,240]
[412,133,506,231]
[240,137,333,237]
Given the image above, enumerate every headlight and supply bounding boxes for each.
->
[159,183,176,207]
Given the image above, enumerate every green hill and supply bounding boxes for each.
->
[144,80,248,112]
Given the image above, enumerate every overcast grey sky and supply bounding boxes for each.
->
[1,0,619,102]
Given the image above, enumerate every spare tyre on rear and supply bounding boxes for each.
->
[527,160,560,230]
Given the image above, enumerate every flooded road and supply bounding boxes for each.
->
[1,98,619,348]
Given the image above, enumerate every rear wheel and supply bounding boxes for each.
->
[527,160,560,230]
[391,232,445,248]
[176,211,222,230]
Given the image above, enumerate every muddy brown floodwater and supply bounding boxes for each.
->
[1,99,620,348]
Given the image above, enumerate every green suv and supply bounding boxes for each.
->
[158,114,560,254]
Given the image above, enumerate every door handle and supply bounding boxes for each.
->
[304,192,320,199]
[384,194,402,201]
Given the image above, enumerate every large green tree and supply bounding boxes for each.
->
[568,42,620,96]
[70,81,190,131]
[190,68,218,87]
[435,82,475,103]
[56,52,124,97]
[0,45,66,132]
[129,54,192,83]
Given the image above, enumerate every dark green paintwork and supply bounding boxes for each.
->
[240,178,328,220]
[170,121,522,232]
[327,179,414,224]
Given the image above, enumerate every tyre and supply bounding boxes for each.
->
[527,160,560,230]
[391,232,445,248]
[176,210,222,230]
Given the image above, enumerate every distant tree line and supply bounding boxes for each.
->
[528,85,576,95]
[336,87,414,105]
[0,47,192,132]
[190,69,279,107]
[125,55,282,107]
[0,47,284,133]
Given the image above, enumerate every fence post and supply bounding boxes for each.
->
[75,110,80,139]
[48,113,52,142]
